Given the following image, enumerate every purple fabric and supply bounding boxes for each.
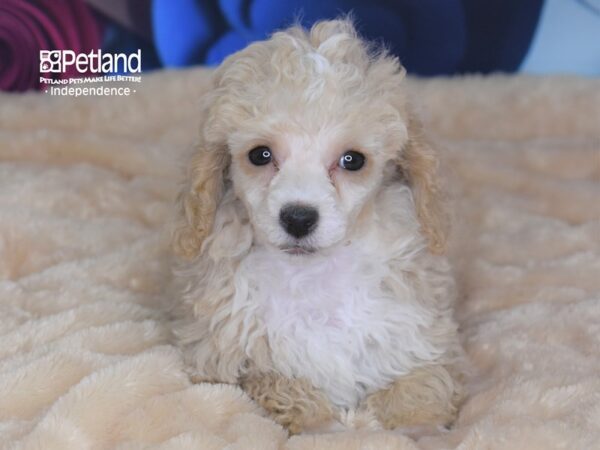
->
[0,0,102,91]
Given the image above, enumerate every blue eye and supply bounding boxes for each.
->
[338,150,365,171]
[248,146,272,166]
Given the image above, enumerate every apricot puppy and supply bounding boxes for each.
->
[172,19,465,434]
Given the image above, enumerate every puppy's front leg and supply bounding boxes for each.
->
[240,371,335,434]
[362,364,464,431]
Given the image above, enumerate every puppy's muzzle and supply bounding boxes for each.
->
[279,204,319,239]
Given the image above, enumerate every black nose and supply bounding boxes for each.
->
[279,204,319,238]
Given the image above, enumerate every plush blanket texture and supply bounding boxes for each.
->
[0,70,598,450]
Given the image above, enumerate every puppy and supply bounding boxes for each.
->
[171,19,465,434]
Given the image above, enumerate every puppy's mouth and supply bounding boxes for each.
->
[280,245,316,256]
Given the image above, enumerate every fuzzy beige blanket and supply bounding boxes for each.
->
[1,70,599,450]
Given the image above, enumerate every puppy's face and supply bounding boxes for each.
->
[228,99,406,255]
[173,21,446,261]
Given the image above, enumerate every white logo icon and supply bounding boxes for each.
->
[39,50,62,73]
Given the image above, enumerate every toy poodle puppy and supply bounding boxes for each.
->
[171,19,465,434]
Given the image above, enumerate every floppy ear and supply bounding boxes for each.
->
[397,113,448,255]
[172,140,229,260]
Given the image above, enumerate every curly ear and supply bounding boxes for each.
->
[398,114,448,255]
[172,141,229,260]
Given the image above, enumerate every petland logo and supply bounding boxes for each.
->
[39,50,142,97]
[40,49,141,74]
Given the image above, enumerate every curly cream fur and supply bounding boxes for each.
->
[363,364,464,429]
[400,116,449,254]
[172,137,229,260]
[240,370,335,435]
[171,19,466,433]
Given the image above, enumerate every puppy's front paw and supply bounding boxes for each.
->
[241,372,335,435]
[363,365,464,430]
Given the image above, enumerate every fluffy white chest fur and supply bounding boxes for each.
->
[234,241,444,408]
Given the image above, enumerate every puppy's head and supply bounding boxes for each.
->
[174,20,446,260]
